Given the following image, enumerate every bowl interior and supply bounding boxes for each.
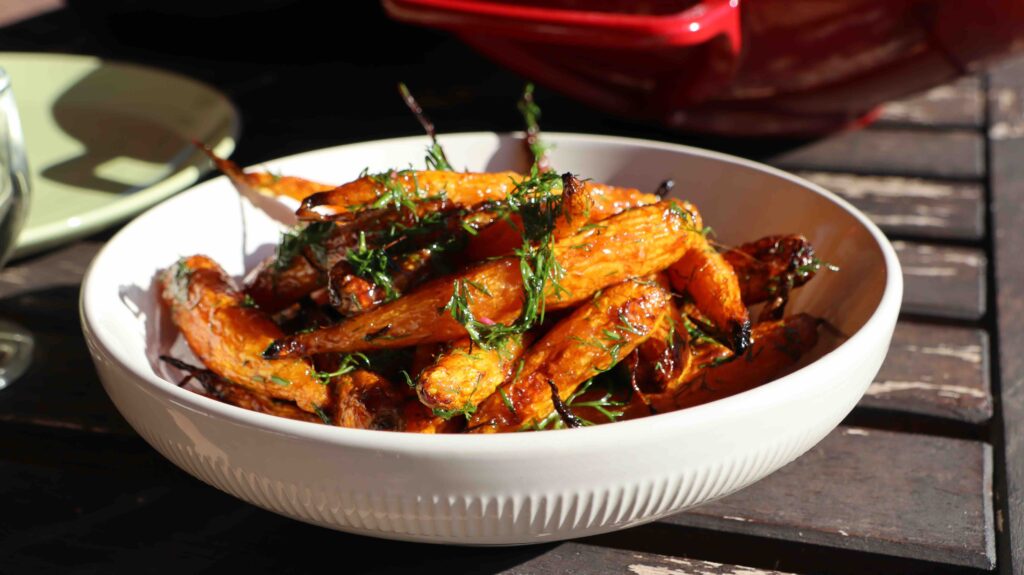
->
[83,132,889,427]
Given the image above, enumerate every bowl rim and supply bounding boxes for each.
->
[80,131,903,454]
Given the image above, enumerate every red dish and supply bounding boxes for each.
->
[384,0,1024,136]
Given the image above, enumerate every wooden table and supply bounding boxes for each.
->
[2,4,1022,574]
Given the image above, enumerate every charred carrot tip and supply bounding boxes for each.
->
[262,339,288,360]
[731,320,752,355]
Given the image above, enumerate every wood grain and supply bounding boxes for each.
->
[663,427,995,569]
[861,321,991,423]
[798,171,984,240]
[895,241,987,320]
[501,544,795,575]
[989,55,1024,575]
[771,129,984,180]
[876,77,984,129]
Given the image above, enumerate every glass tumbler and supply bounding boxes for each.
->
[0,67,33,389]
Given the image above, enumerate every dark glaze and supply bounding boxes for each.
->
[648,314,820,413]
[722,234,817,321]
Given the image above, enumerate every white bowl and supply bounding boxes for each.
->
[81,133,901,544]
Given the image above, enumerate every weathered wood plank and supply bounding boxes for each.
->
[988,55,1024,575]
[502,544,794,575]
[798,171,984,240]
[895,241,987,320]
[771,129,984,180]
[876,77,984,129]
[861,321,991,423]
[663,427,995,569]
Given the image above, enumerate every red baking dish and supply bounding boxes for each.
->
[384,0,1024,136]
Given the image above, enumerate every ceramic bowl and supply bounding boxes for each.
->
[81,133,901,544]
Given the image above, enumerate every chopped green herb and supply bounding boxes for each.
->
[523,377,626,431]
[313,404,332,425]
[518,83,550,169]
[433,401,477,420]
[794,257,840,277]
[346,231,398,301]
[270,375,291,386]
[464,279,492,297]
[499,388,517,417]
[617,311,643,336]
[398,370,414,388]
[313,352,370,385]
[241,294,256,308]
[368,170,422,216]
[274,222,335,273]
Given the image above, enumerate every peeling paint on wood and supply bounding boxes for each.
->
[894,242,986,320]
[665,427,995,569]
[860,322,990,422]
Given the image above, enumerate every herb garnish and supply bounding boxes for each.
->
[346,231,398,301]
[274,222,335,272]
[794,257,840,278]
[523,377,627,431]
[518,83,550,171]
[445,167,567,350]
[312,404,332,425]
[313,352,370,385]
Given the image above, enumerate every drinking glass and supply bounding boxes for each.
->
[0,67,33,389]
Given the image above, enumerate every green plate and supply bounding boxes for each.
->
[2,52,239,258]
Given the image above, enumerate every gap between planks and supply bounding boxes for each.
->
[661,425,995,570]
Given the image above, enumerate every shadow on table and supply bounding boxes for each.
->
[0,285,133,434]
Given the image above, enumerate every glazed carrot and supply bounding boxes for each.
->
[263,200,702,359]
[326,370,407,430]
[160,255,326,413]
[722,234,821,321]
[647,314,820,413]
[468,279,670,433]
[198,143,335,202]
[297,170,521,221]
[416,333,532,415]
[668,236,751,353]
[634,298,691,393]
[463,177,661,261]
[160,356,320,423]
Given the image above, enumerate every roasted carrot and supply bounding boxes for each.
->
[416,333,532,415]
[668,236,751,353]
[198,143,334,202]
[327,370,407,430]
[647,314,820,413]
[160,255,326,413]
[468,279,670,433]
[263,200,703,359]
[722,234,820,321]
[160,356,320,423]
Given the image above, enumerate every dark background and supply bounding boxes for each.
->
[1,1,794,170]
